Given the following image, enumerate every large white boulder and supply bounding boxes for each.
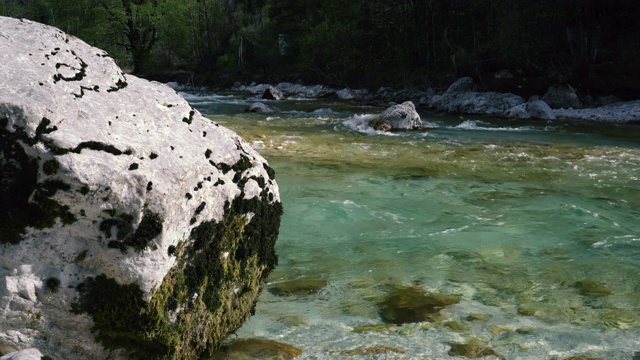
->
[0,17,282,359]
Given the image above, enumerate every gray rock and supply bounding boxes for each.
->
[371,101,422,131]
[429,77,524,116]
[262,85,285,100]
[431,92,524,116]
[245,102,278,113]
[0,16,281,359]
[443,77,476,96]
[542,84,582,109]
[554,100,640,122]
[505,100,556,120]
[526,100,556,120]
[0,349,43,360]
[504,104,529,119]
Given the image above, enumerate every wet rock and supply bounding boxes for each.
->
[371,101,422,131]
[245,102,278,113]
[444,320,470,332]
[448,338,504,359]
[573,279,612,297]
[516,327,536,335]
[378,285,460,324]
[262,85,285,100]
[542,84,582,109]
[267,278,328,296]
[212,339,302,360]
[466,313,489,322]
[351,324,395,333]
[334,345,405,356]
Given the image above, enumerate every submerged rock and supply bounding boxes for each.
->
[267,278,328,296]
[378,285,460,324]
[573,279,612,297]
[212,339,302,359]
[371,101,422,131]
[333,344,405,356]
[447,338,504,359]
[245,102,279,113]
[0,17,282,359]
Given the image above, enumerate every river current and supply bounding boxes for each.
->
[182,91,640,359]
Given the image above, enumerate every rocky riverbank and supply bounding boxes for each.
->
[213,77,640,123]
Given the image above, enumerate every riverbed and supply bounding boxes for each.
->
[183,91,640,359]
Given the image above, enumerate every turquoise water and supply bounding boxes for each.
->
[183,92,640,359]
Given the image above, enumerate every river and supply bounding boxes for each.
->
[182,91,640,359]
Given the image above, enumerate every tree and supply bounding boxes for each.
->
[95,0,163,74]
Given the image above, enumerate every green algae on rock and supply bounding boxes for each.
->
[333,344,406,356]
[448,338,505,359]
[378,285,460,324]
[211,338,302,360]
[73,192,283,359]
[573,279,612,297]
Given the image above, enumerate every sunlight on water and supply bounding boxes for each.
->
[186,93,640,359]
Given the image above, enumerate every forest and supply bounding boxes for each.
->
[2,0,640,98]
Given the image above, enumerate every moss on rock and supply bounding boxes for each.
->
[73,190,282,359]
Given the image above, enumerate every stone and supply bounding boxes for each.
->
[378,285,460,324]
[525,100,556,120]
[0,17,282,359]
[553,100,640,122]
[267,279,328,296]
[245,102,278,113]
[262,85,285,100]
[542,84,582,109]
[447,338,504,359]
[0,349,43,360]
[573,279,612,297]
[212,339,302,359]
[333,345,405,356]
[351,324,395,333]
[371,101,422,131]
[429,77,524,116]
[444,77,476,96]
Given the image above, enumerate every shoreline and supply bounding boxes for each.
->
[168,79,640,124]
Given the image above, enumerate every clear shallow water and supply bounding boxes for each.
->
[185,92,640,359]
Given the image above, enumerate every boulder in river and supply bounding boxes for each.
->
[245,102,279,113]
[0,16,282,359]
[371,101,422,131]
[262,85,285,100]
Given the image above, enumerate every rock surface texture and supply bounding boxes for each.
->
[0,17,282,360]
[429,77,524,116]
[371,101,422,131]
